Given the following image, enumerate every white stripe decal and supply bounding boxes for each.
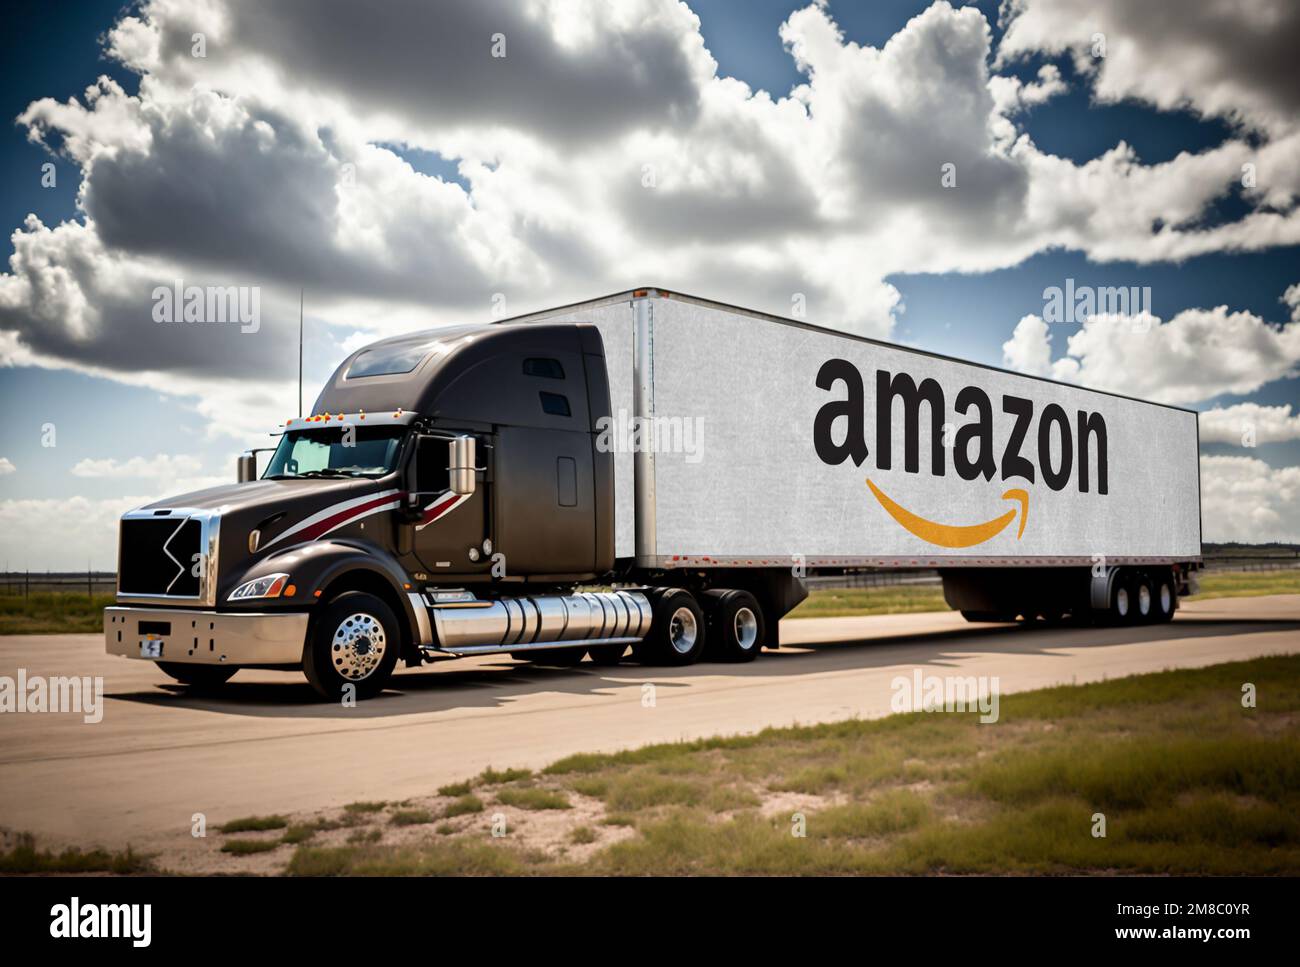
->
[263,488,401,549]
[414,492,471,530]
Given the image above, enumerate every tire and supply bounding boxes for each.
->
[702,590,764,663]
[960,611,1017,623]
[156,662,236,689]
[1132,572,1155,623]
[303,592,400,701]
[636,588,706,666]
[1152,570,1177,623]
[1109,572,1136,625]
[586,643,627,666]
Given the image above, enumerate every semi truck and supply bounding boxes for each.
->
[105,287,1202,699]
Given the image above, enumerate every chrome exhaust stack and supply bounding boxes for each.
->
[424,590,652,656]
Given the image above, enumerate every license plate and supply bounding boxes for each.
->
[139,639,164,658]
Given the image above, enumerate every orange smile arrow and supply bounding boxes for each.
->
[866,478,1029,548]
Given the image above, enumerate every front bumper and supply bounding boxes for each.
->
[105,606,309,666]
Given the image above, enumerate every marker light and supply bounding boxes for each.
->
[228,573,290,601]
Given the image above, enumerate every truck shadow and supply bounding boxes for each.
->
[107,613,1300,720]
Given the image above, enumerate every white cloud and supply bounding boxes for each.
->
[999,0,1300,138]
[70,454,203,478]
[0,457,15,476]
[1002,289,1300,405]
[1198,403,1300,446]
[0,495,144,570]
[1001,313,1056,377]
[1200,455,1300,543]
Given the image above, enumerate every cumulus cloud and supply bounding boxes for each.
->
[70,454,203,478]
[0,457,14,475]
[1198,403,1300,446]
[1002,288,1300,405]
[1200,455,1300,543]
[0,495,144,570]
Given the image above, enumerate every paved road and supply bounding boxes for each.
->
[2,595,1297,849]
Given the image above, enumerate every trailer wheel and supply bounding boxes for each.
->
[303,591,400,701]
[637,588,706,666]
[702,590,764,663]
[1153,571,1177,623]
[1133,572,1155,623]
[1109,572,1136,625]
[156,662,236,690]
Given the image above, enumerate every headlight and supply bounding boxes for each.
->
[228,573,290,601]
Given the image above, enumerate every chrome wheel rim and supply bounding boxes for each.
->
[331,612,387,681]
[669,606,698,655]
[1138,584,1151,616]
[1115,587,1130,618]
[1160,584,1172,614]
[733,607,759,651]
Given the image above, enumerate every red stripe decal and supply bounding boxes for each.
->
[296,492,402,543]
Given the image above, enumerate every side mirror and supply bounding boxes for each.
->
[237,451,257,483]
[449,435,476,496]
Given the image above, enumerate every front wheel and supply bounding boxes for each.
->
[157,662,236,690]
[303,592,400,701]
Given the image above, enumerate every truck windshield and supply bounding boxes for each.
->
[262,425,407,479]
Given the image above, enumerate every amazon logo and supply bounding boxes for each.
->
[813,360,1109,547]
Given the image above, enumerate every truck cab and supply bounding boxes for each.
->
[105,315,784,699]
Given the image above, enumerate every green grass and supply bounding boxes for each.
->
[289,655,1300,875]
[0,591,116,634]
[218,815,287,833]
[389,809,435,827]
[0,833,149,874]
[438,780,473,797]
[495,787,571,810]
[788,584,947,619]
[479,766,532,785]
[220,838,280,855]
[1190,569,1300,600]
[343,801,386,814]
[442,794,485,818]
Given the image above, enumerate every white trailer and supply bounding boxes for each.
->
[510,287,1201,626]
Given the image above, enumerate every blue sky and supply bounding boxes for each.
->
[1,0,1298,567]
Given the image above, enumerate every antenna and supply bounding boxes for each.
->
[298,288,304,417]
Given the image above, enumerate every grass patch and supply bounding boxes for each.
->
[280,824,319,845]
[495,787,571,811]
[788,584,947,619]
[287,840,530,876]
[0,591,116,634]
[438,780,473,797]
[218,815,287,834]
[343,801,386,814]
[0,833,149,874]
[220,839,280,855]
[570,826,597,845]
[443,795,484,818]
[347,828,382,844]
[389,809,435,827]
[479,766,532,785]
[1190,569,1300,600]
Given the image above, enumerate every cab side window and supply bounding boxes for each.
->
[414,436,450,494]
